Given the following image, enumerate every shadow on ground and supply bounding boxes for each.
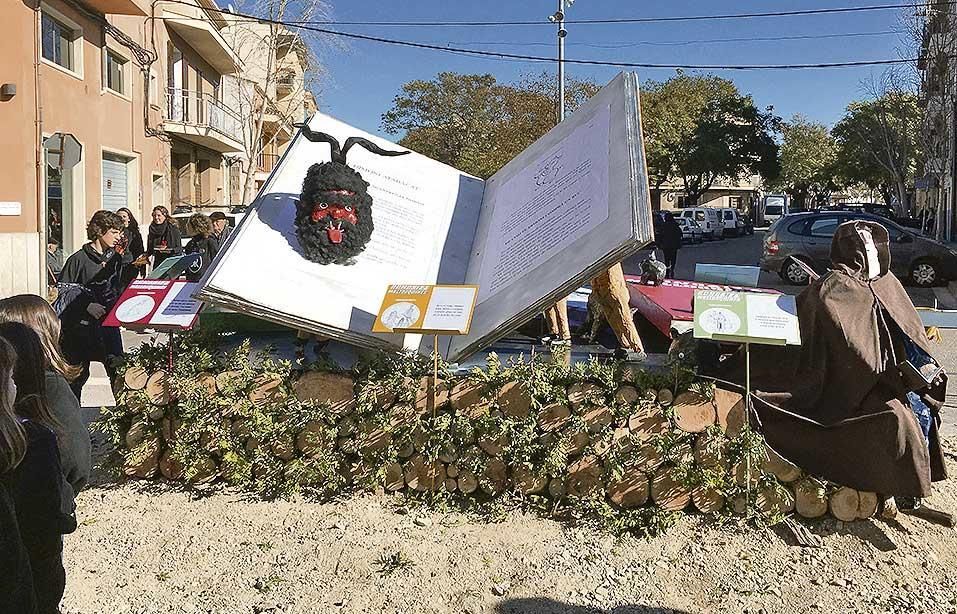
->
[496,599,690,614]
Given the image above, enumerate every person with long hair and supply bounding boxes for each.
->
[116,207,148,286]
[0,299,90,494]
[146,205,183,269]
[0,335,38,614]
[0,331,77,614]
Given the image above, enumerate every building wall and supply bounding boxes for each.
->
[0,0,173,296]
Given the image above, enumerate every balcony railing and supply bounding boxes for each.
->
[258,152,279,173]
[165,88,243,143]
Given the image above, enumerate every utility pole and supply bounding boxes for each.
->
[543,0,575,349]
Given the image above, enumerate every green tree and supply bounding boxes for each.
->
[832,91,921,213]
[641,73,781,203]
[381,71,600,179]
[773,115,839,209]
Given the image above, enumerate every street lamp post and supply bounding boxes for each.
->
[549,0,574,123]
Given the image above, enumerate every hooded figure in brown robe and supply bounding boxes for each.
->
[732,220,946,498]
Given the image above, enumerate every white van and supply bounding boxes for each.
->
[719,208,746,237]
[762,195,789,226]
[679,208,723,240]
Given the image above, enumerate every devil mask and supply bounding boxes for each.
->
[295,125,409,265]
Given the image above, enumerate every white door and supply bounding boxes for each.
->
[102,153,129,211]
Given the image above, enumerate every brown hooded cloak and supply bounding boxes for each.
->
[737,220,946,497]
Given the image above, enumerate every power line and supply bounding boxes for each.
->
[157,0,945,27]
[421,30,902,50]
[152,4,924,71]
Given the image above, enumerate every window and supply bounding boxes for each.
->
[808,217,842,238]
[695,211,706,222]
[41,12,76,71]
[723,211,734,220]
[105,49,127,95]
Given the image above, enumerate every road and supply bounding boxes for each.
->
[624,230,957,437]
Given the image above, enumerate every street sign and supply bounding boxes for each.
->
[43,133,82,170]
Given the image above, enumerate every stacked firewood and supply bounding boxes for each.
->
[112,365,879,521]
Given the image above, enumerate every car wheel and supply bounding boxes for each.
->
[910,259,938,287]
[781,257,811,285]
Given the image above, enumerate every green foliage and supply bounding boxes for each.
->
[642,72,781,202]
[101,332,789,537]
[772,115,839,209]
[381,71,600,179]
[832,90,922,211]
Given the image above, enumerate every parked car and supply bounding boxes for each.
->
[761,211,957,287]
[719,208,747,237]
[825,202,929,233]
[678,207,723,241]
[676,217,704,244]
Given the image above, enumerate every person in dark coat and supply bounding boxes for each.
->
[0,335,76,614]
[146,205,183,270]
[58,210,127,400]
[208,210,232,258]
[655,211,683,278]
[184,213,218,282]
[0,482,37,614]
[0,321,90,498]
[117,207,148,287]
[719,220,947,503]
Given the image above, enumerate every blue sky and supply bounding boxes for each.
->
[312,1,911,139]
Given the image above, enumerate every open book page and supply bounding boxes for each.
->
[199,112,484,352]
[448,72,653,362]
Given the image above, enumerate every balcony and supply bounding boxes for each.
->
[164,88,245,153]
[157,1,243,74]
[258,152,279,174]
[85,0,147,15]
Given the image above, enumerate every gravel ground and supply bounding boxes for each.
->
[61,440,957,614]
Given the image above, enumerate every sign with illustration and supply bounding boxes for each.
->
[693,290,801,346]
[373,284,478,335]
[104,280,203,330]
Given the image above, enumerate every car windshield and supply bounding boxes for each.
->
[766,205,784,215]
[723,211,733,219]
[695,211,706,221]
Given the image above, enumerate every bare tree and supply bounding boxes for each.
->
[222,0,332,206]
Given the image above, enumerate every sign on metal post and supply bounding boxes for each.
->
[43,133,82,170]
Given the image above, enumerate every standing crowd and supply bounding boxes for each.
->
[2,206,230,612]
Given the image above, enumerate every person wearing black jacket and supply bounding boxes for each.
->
[117,207,148,286]
[58,210,127,400]
[146,205,183,269]
[655,211,684,278]
[0,335,75,614]
[184,213,217,281]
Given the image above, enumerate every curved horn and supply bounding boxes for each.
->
[341,136,410,161]
[294,124,344,163]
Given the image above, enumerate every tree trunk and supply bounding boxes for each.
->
[895,177,909,216]
[588,263,644,352]
[544,301,571,341]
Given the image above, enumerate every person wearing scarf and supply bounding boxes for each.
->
[146,205,183,270]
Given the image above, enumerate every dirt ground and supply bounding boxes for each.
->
[62,439,957,614]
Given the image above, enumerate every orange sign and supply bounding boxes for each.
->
[373,284,478,335]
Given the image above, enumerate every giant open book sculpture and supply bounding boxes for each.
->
[198,72,654,362]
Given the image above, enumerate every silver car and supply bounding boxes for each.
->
[761,211,957,287]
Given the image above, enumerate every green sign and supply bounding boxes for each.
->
[693,290,801,346]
